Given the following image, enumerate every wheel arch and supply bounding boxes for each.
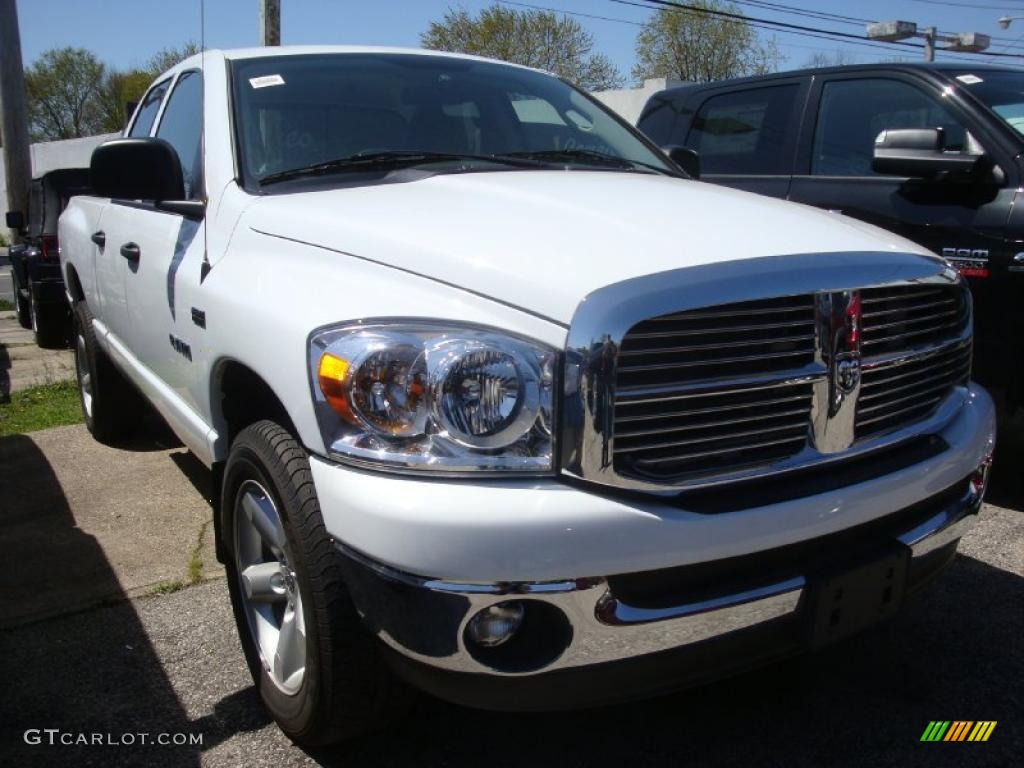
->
[64,262,85,304]
[209,358,302,563]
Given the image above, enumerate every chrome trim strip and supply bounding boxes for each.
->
[595,576,806,626]
[561,252,967,492]
[897,488,981,558]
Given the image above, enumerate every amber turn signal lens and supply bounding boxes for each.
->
[318,353,356,423]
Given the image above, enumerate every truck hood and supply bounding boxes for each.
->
[244,171,935,325]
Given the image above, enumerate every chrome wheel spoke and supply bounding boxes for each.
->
[234,479,306,694]
[273,605,306,690]
[241,488,286,555]
[241,562,287,603]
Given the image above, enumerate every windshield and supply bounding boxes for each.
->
[230,53,674,186]
[954,69,1024,138]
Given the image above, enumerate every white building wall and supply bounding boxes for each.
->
[591,78,685,126]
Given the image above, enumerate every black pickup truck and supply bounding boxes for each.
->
[637,63,1024,412]
[6,168,91,347]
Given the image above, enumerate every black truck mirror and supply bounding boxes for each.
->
[872,127,983,179]
[662,145,701,179]
[5,210,25,230]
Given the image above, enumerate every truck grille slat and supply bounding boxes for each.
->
[631,433,808,468]
[619,333,815,357]
[614,294,818,480]
[615,391,812,424]
[859,285,966,355]
[855,285,970,439]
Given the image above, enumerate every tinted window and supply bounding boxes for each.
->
[155,71,203,199]
[129,79,170,138]
[230,54,672,184]
[812,78,967,176]
[685,85,798,175]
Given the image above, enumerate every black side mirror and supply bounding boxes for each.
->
[872,128,983,179]
[662,145,700,179]
[91,138,185,201]
[5,210,25,230]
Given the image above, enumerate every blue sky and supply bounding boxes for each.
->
[15,0,1024,81]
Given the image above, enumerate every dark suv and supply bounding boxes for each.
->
[638,63,1024,412]
[6,168,91,347]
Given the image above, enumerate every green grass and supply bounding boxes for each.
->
[0,380,83,436]
[150,580,186,596]
[0,298,15,311]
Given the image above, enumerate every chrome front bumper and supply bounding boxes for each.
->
[338,472,985,697]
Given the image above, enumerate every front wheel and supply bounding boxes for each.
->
[222,420,407,745]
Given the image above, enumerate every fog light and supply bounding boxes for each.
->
[467,602,525,647]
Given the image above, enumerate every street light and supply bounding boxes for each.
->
[867,19,990,61]
[998,16,1024,30]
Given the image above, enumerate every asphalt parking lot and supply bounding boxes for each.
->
[0,418,1021,767]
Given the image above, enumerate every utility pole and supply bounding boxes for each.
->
[923,26,936,63]
[0,0,32,242]
[259,0,280,46]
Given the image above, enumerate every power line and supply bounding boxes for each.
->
[615,0,1024,59]
[498,0,950,60]
[496,0,929,59]
[909,0,1024,10]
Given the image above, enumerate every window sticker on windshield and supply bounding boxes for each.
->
[956,74,983,85]
[249,74,285,89]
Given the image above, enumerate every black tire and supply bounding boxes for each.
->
[12,269,31,330]
[222,421,407,746]
[29,280,67,348]
[73,300,142,442]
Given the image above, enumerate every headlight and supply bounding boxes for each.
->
[308,322,556,473]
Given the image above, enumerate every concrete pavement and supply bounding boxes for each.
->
[0,423,222,627]
[0,265,13,305]
[0,310,75,400]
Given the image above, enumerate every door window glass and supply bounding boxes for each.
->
[812,78,967,176]
[128,80,170,137]
[685,85,798,175]
[155,71,204,199]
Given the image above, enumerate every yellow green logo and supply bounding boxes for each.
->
[920,721,997,742]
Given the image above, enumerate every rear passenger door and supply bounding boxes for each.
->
[675,79,808,198]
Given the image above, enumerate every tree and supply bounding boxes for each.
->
[24,47,106,140]
[96,69,153,134]
[802,50,857,68]
[632,2,781,84]
[145,42,202,76]
[422,5,623,91]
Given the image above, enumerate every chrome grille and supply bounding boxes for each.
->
[616,296,816,388]
[860,284,967,355]
[614,296,816,479]
[856,284,970,439]
[857,343,972,439]
[562,252,973,494]
[614,382,813,478]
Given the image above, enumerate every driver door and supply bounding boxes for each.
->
[788,73,1014,258]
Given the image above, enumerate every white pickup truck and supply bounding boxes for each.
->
[60,46,995,744]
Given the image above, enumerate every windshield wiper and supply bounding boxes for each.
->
[498,148,669,174]
[258,150,543,185]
